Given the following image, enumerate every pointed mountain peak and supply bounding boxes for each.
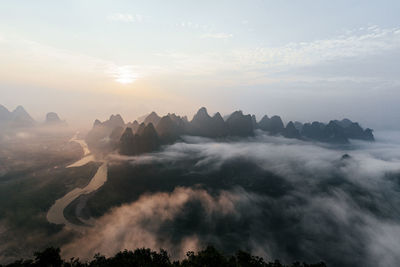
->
[286,121,295,128]
[104,114,124,128]
[93,119,102,127]
[109,114,124,122]
[228,110,245,119]
[260,115,270,121]
[144,112,161,126]
[195,107,210,117]
[198,107,207,113]
[137,122,146,135]
[0,104,10,113]
[0,104,11,121]
[213,112,223,120]
[144,122,157,134]
[11,105,34,124]
[120,127,134,140]
[192,107,211,122]
[13,105,27,113]
[12,105,31,117]
[271,115,282,120]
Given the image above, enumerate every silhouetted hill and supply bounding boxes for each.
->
[85,107,375,156]
[86,114,126,152]
[119,123,160,155]
[0,105,11,121]
[283,121,301,139]
[189,107,215,137]
[44,112,67,126]
[188,108,229,137]
[126,120,140,133]
[258,115,271,131]
[156,115,182,144]
[119,127,136,155]
[11,106,35,126]
[258,115,285,135]
[211,112,229,137]
[0,105,36,130]
[144,111,161,126]
[300,119,374,144]
[103,114,125,129]
[226,110,254,137]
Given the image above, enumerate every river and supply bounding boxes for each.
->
[46,134,107,231]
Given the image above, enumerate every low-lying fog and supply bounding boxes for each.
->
[59,130,400,267]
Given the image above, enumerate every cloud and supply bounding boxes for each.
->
[167,26,400,72]
[232,26,400,69]
[64,131,400,266]
[107,13,144,23]
[62,187,255,260]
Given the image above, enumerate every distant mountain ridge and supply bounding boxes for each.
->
[0,104,66,130]
[86,107,375,156]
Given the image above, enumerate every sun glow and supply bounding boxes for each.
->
[108,65,138,84]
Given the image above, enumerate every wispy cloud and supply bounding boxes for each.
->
[233,26,400,68]
[107,13,145,23]
[151,25,400,88]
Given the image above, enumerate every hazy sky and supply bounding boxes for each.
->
[0,0,399,128]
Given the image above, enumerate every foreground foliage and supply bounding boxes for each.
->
[3,246,326,267]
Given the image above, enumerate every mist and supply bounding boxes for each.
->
[58,131,400,267]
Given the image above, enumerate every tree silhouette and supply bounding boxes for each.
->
[2,246,327,267]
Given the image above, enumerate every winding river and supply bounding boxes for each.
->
[46,134,108,230]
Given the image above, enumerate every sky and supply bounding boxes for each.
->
[0,0,399,129]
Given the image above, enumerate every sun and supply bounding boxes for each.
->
[109,65,138,84]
